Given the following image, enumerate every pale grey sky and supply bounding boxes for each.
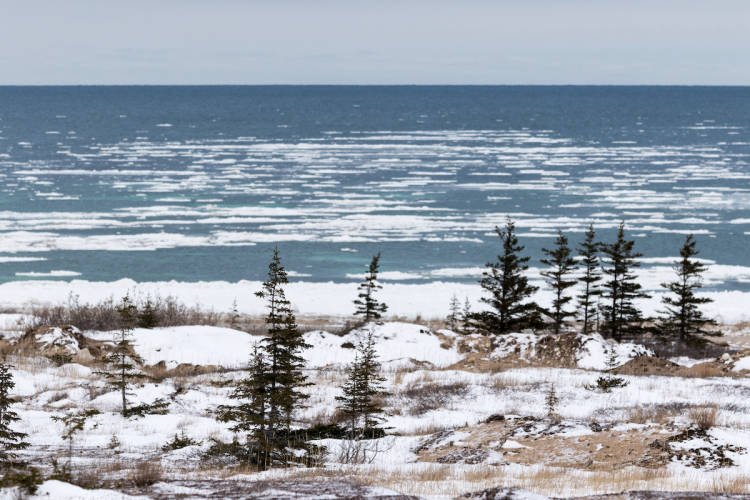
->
[1,0,748,85]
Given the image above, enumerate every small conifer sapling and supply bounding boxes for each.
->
[96,294,146,415]
[336,329,388,439]
[545,384,559,418]
[51,409,100,472]
[354,253,388,322]
[448,294,461,331]
[137,298,158,329]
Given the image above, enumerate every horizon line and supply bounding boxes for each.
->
[1,83,749,88]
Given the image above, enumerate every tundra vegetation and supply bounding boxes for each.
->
[2,223,746,499]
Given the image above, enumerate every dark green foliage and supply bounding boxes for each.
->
[661,234,718,341]
[545,384,559,417]
[122,398,170,418]
[162,431,200,451]
[336,330,388,438]
[540,230,577,334]
[0,466,42,494]
[353,253,388,322]
[217,344,268,439]
[577,224,602,336]
[218,248,311,469]
[95,294,146,415]
[229,298,240,328]
[461,297,472,334]
[600,222,650,341]
[585,345,629,393]
[137,299,158,329]
[202,436,326,469]
[0,363,29,467]
[447,294,461,331]
[51,409,100,470]
[472,218,541,334]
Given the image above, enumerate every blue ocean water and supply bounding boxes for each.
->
[1,86,749,289]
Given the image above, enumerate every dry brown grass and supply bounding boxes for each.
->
[682,363,727,378]
[128,460,163,488]
[710,474,750,494]
[688,404,720,430]
[626,404,680,425]
[270,464,749,498]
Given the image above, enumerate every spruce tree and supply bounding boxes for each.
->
[336,330,387,438]
[447,294,461,331]
[600,222,650,341]
[230,298,240,328]
[540,230,577,335]
[51,409,99,472]
[545,384,559,418]
[137,298,158,329]
[577,224,602,336]
[461,297,472,334]
[0,363,29,467]
[217,344,269,464]
[586,344,628,392]
[97,295,145,415]
[473,218,541,334]
[660,234,717,341]
[353,253,388,322]
[238,248,311,465]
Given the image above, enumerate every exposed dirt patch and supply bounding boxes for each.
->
[614,356,732,378]
[648,426,746,470]
[416,417,671,470]
[614,356,684,376]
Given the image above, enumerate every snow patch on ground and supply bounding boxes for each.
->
[88,326,257,369]
[304,322,462,369]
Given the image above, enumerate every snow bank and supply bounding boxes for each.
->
[732,356,750,372]
[36,326,81,355]
[576,334,652,370]
[82,322,462,370]
[88,326,257,369]
[0,480,148,500]
[492,332,651,370]
[304,322,463,369]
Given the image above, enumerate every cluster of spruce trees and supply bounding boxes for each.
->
[216,249,389,469]
[0,219,719,477]
[461,218,716,342]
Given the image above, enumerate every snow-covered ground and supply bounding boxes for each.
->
[3,320,750,498]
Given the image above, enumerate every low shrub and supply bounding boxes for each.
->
[128,460,162,488]
[162,431,200,452]
[688,405,719,430]
[122,398,170,418]
[401,381,469,416]
[0,466,43,494]
[27,292,220,332]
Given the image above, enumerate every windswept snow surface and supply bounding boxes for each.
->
[87,326,258,369]
[0,481,148,500]
[84,322,462,370]
[304,322,462,369]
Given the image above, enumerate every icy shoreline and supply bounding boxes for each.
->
[2,278,750,323]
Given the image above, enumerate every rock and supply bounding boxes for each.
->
[72,348,95,364]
